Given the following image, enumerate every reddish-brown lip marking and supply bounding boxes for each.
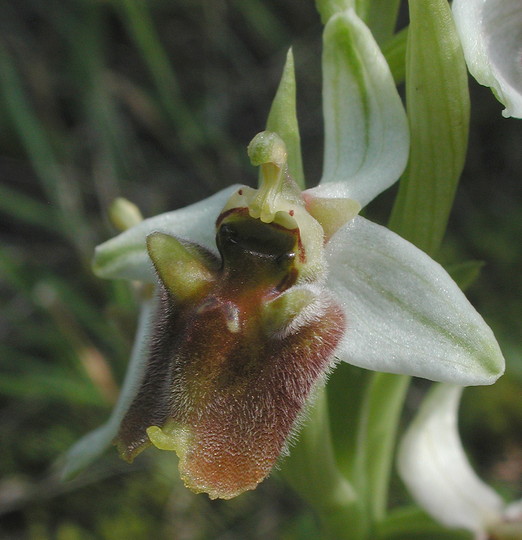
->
[115,218,341,499]
[116,281,345,499]
[215,206,249,228]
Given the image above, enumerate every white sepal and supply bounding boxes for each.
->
[93,185,240,282]
[453,0,522,118]
[397,384,504,536]
[321,9,409,206]
[61,295,157,479]
[326,216,505,385]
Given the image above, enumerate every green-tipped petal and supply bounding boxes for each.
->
[326,217,505,385]
[147,233,215,302]
[453,0,522,118]
[266,49,305,188]
[321,9,409,207]
[92,185,240,282]
[61,296,157,479]
[397,384,504,535]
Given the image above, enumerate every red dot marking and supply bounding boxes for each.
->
[289,210,295,216]
[238,189,243,195]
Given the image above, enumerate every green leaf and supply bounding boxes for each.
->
[266,49,305,189]
[447,260,485,292]
[376,506,472,540]
[382,28,407,85]
[0,43,92,258]
[0,183,60,233]
[280,386,365,540]
[362,0,401,45]
[316,0,400,45]
[0,372,104,406]
[389,0,470,255]
[118,0,204,146]
[316,0,354,24]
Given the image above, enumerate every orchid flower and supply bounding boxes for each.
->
[398,383,522,540]
[62,9,504,500]
[452,0,522,118]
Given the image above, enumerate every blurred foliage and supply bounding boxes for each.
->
[0,0,520,538]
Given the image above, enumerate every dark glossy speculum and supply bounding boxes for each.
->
[115,209,345,499]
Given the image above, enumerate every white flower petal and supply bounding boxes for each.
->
[326,216,505,384]
[93,185,240,282]
[321,9,409,206]
[61,296,157,479]
[397,384,505,535]
[453,0,522,118]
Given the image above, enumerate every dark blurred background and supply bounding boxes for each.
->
[0,1,520,538]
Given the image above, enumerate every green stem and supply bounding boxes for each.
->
[281,387,367,539]
[359,373,410,522]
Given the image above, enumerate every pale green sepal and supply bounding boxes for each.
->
[389,0,469,255]
[397,383,504,535]
[147,232,214,302]
[266,49,305,189]
[453,0,522,118]
[92,185,239,282]
[321,10,409,208]
[326,217,505,385]
[61,296,157,479]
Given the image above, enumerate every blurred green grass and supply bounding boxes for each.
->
[0,1,520,538]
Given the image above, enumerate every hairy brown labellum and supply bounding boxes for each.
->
[115,212,345,499]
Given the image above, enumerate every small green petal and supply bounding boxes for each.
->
[147,232,216,302]
[266,49,305,188]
